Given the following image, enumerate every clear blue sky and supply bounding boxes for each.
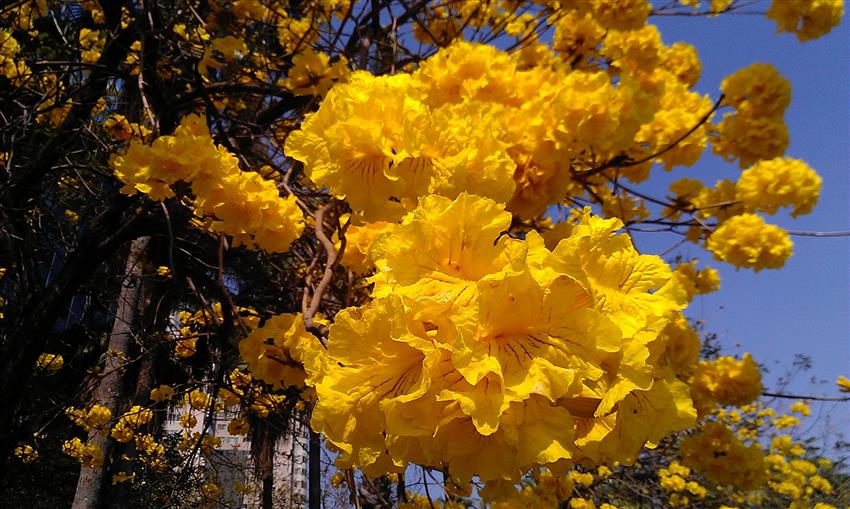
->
[636,8,850,447]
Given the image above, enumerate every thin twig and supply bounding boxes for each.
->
[762,392,850,402]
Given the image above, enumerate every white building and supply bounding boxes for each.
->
[164,408,308,508]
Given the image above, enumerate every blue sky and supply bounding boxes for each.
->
[638,9,850,446]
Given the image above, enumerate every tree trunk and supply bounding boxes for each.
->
[309,430,322,509]
[71,236,150,509]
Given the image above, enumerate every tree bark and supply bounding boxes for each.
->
[309,430,322,509]
[71,236,150,509]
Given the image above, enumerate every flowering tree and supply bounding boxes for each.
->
[0,0,847,508]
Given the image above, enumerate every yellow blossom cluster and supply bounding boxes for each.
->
[490,468,574,509]
[337,219,396,274]
[110,405,153,443]
[103,114,152,143]
[657,314,701,380]
[690,353,762,414]
[62,437,105,469]
[66,403,113,432]
[78,28,103,64]
[679,421,768,490]
[736,157,821,217]
[227,416,250,435]
[111,114,304,253]
[308,193,696,487]
[13,444,38,464]
[207,35,248,69]
[552,11,605,58]
[399,493,465,509]
[149,384,175,403]
[173,302,259,359]
[286,36,716,222]
[713,63,790,167]
[0,0,47,32]
[281,47,349,97]
[177,431,221,456]
[183,388,213,411]
[238,312,323,390]
[672,261,720,302]
[766,435,836,507]
[789,401,811,416]
[707,213,793,271]
[35,352,64,373]
[0,30,30,84]
[133,433,167,469]
[766,0,844,42]
[658,460,708,507]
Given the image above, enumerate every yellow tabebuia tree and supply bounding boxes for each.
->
[2,0,847,507]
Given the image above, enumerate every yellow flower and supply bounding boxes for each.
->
[282,47,349,97]
[712,112,789,168]
[806,474,832,494]
[175,338,197,358]
[660,42,701,88]
[227,417,250,436]
[286,66,515,222]
[200,435,221,455]
[112,115,304,253]
[690,353,762,411]
[660,473,686,492]
[657,315,701,381]
[330,472,346,487]
[202,482,221,498]
[721,63,791,118]
[14,444,38,463]
[584,0,652,30]
[110,420,134,442]
[836,375,850,392]
[679,422,768,490]
[568,471,594,488]
[238,312,323,389]
[35,353,63,373]
[85,404,113,430]
[62,438,105,468]
[552,11,605,57]
[249,394,286,417]
[311,194,695,481]
[112,471,135,484]
[569,497,596,509]
[789,401,811,416]
[184,389,212,411]
[179,413,197,429]
[120,405,152,428]
[338,220,396,274]
[707,214,792,271]
[737,157,821,217]
[602,25,663,74]
[150,384,175,403]
[766,0,843,41]
[218,387,241,407]
[773,415,801,429]
[673,261,720,302]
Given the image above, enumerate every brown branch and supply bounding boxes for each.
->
[762,392,850,402]
[302,202,339,339]
[787,230,850,237]
[575,94,724,179]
